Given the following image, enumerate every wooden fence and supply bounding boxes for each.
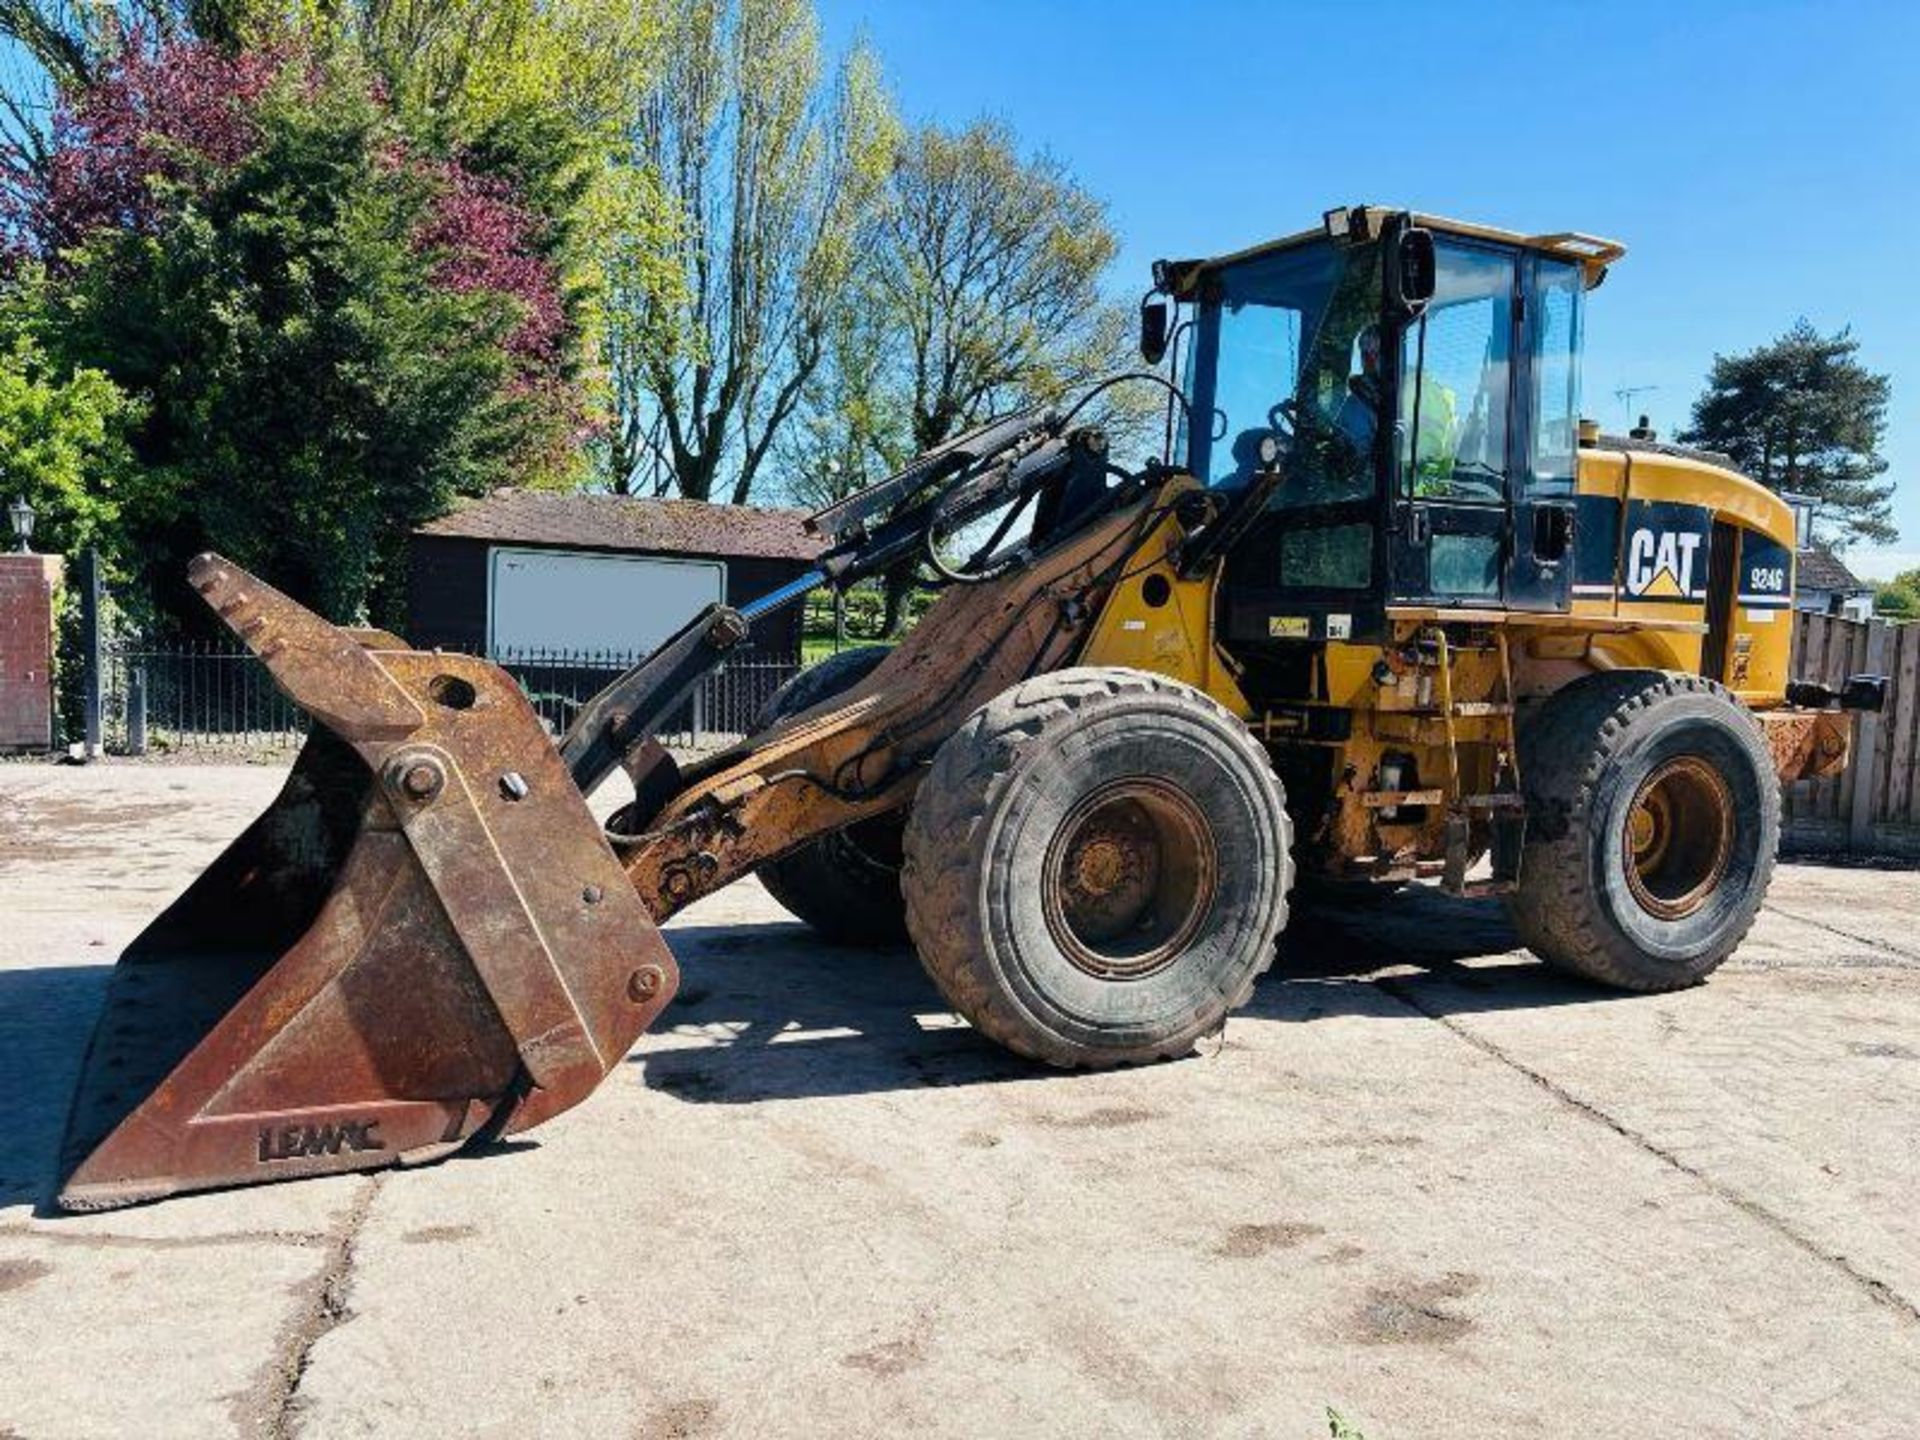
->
[1784,612,1920,857]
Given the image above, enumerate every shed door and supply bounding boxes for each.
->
[487,547,725,657]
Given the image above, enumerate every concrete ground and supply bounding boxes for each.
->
[2,761,1918,1440]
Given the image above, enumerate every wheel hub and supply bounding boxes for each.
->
[1623,756,1735,921]
[1042,778,1217,980]
[1069,834,1133,897]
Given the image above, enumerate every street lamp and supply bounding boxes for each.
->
[7,496,32,553]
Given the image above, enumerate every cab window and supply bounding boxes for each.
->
[1183,238,1381,509]
[1530,259,1584,496]
[1208,286,1309,489]
[1398,244,1515,501]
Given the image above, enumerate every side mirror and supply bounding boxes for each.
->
[1139,295,1171,365]
[1388,226,1436,318]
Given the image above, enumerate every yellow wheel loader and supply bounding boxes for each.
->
[57,205,1884,1210]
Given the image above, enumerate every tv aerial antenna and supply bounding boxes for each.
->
[1613,384,1659,425]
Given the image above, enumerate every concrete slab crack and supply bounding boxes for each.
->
[0,1225,332,1252]
[245,1176,382,1439]
[1761,903,1920,967]
[1379,973,1920,1327]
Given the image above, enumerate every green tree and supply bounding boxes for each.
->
[877,119,1130,453]
[48,55,565,623]
[0,279,138,558]
[603,0,896,503]
[781,118,1141,509]
[1677,319,1896,546]
[1874,569,1920,620]
[336,0,662,140]
[321,0,665,322]
[777,290,906,508]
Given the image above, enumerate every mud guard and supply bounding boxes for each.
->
[56,556,678,1211]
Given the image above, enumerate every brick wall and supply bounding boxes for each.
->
[0,552,62,750]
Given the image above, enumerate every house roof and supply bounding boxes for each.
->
[417,489,823,562]
[1797,544,1869,594]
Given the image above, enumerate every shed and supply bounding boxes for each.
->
[408,490,822,659]
[1794,543,1874,622]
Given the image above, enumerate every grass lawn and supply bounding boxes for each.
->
[799,633,898,666]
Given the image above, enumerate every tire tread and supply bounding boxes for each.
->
[1508,669,1779,991]
[901,666,1291,1066]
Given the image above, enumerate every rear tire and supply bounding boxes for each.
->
[754,646,909,945]
[1507,670,1779,991]
[902,667,1292,1066]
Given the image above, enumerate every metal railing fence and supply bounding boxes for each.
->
[96,639,797,756]
[61,610,1920,857]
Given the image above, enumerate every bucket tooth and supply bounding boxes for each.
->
[57,557,678,1210]
[186,553,424,741]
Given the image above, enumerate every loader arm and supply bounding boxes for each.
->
[612,487,1169,920]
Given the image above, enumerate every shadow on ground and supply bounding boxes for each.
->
[0,764,1719,1210]
[0,964,111,1209]
[2,893,1633,1202]
[638,889,1627,1106]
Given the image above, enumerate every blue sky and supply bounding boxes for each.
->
[817,0,1918,578]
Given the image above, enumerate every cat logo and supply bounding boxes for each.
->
[1625,527,1704,600]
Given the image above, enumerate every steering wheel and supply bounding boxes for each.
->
[1269,396,1365,482]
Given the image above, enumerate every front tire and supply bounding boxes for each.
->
[902,668,1292,1066]
[1508,670,1779,991]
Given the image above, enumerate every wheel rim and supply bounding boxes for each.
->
[1622,756,1735,921]
[1041,778,1218,979]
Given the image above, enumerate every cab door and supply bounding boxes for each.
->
[1505,256,1584,611]
[1389,240,1517,607]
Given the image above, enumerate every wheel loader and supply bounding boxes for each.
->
[57,204,1884,1210]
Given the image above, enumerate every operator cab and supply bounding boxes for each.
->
[1153,206,1622,649]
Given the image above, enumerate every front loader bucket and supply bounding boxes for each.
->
[56,556,678,1211]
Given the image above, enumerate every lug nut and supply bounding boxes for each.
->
[400,762,443,800]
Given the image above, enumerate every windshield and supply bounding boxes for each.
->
[1182,238,1383,508]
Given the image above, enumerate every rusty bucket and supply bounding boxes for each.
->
[56,556,677,1210]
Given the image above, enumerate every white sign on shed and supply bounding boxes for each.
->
[487,547,724,656]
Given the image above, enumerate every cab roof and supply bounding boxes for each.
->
[1158,206,1626,300]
